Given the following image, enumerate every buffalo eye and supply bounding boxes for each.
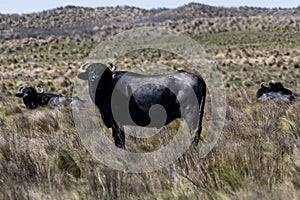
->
[91,74,100,82]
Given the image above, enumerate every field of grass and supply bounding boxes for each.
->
[0,18,299,199]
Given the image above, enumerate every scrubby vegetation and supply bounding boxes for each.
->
[0,3,299,199]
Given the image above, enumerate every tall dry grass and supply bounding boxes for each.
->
[0,87,299,199]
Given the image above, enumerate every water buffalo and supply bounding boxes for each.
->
[78,63,207,149]
[256,80,294,103]
[16,85,85,109]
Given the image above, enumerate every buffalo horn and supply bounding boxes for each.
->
[36,84,44,93]
[17,86,24,94]
[79,62,90,72]
[108,63,117,71]
[260,82,267,88]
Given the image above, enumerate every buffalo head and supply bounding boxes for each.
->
[78,63,115,102]
[15,86,39,109]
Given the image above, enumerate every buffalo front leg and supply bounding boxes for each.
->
[112,125,125,149]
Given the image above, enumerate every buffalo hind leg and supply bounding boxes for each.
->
[112,125,125,149]
[183,111,199,147]
[193,94,206,148]
[184,112,203,148]
[193,126,202,147]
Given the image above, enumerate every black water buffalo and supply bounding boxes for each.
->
[256,80,294,103]
[16,85,85,109]
[77,63,207,149]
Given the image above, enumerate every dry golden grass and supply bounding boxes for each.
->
[1,93,299,199]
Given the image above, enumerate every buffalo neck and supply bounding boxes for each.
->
[88,78,114,127]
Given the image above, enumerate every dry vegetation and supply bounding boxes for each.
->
[0,3,299,200]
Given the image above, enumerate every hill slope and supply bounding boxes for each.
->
[0,3,299,39]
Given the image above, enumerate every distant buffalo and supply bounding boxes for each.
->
[16,84,85,109]
[256,80,294,103]
[77,63,207,149]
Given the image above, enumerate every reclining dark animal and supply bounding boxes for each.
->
[256,80,294,103]
[15,86,39,109]
[16,85,85,109]
[77,62,207,149]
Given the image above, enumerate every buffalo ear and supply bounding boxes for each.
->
[78,72,88,80]
[15,93,23,98]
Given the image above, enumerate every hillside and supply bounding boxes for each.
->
[0,3,300,200]
[1,3,300,39]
